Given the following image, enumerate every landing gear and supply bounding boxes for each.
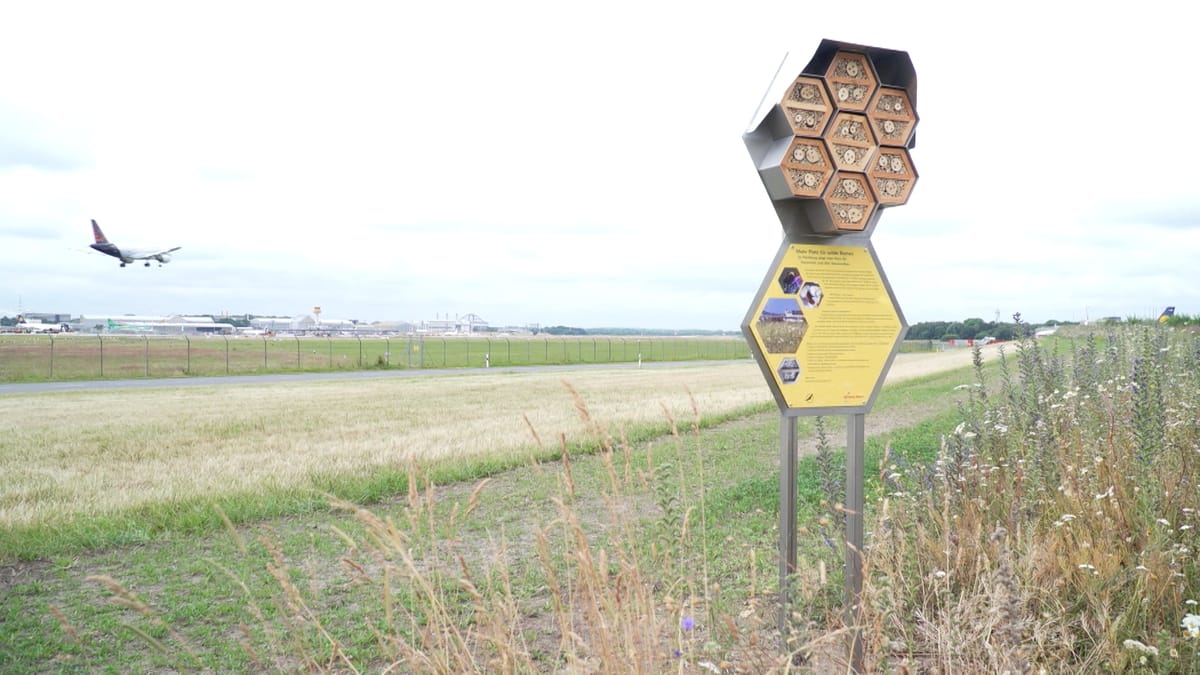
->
[120,262,126,267]
[144,262,151,267]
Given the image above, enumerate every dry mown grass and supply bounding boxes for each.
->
[0,351,992,531]
[0,364,764,529]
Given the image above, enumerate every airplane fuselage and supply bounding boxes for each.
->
[89,220,180,267]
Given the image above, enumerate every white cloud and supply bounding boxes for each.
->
[1,1,1197,327]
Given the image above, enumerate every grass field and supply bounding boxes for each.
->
[4,327,1198,671]
[0,334,750,382]
[0,346,990,672]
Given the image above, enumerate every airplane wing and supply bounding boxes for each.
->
[137,246,182,258]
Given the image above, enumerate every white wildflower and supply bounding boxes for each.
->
[1094,486,1114,500]
[1187,599,1198,606]
[1182,613,1200,638]
[1123,639,1159,657]
[1158,519,1172,527]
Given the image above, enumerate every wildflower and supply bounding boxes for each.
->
[1187,599,1198,606]
[681,616,695,631]
[1182,613,1200,638]
[933,570,947,579]
[1123,639,1160,657]
[1158,519,1172,527]
[698,662,721,674]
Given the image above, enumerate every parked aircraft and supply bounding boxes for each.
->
[15,316,70,333]
[89,220,181,267]
[106,319,153,333]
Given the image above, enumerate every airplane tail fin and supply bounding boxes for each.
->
[91,219,109,244]
[1158,306,1176,323]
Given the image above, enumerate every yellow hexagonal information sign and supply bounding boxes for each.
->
[743,238,906,414]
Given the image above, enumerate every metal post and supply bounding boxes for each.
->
[779,413,798,637]
[845,412,866,673]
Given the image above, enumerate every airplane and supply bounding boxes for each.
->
[15,315,70,333]
[106,318,153,333]
[1158,306,1176,323]
[89,220,181,267]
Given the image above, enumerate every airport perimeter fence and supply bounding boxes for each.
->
[0,334,752,382]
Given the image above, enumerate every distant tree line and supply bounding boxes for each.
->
[906,318,1031,342]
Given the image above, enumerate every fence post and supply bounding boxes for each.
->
[185,335,191,374]
[49,335,55,379]
[98,335,104,378]
[295,336,300,369]
[263,336,268,370]
[224,335,230,374]
[385,337,390,366]
[357,335,363,367]
[328,336,333,369]
[144,335,149,376]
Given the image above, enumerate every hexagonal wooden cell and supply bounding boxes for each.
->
[868,147,918,206]
[820,171,877,232]
[825,112,877,172]
[824,50,877,112]
[780,76,834,137]
[780,137,835,198]
[867,87,917,147]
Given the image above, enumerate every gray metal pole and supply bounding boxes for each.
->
[779,414,797,637]
[845,412,866,672]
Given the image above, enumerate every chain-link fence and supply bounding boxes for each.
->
[0,334,751,381]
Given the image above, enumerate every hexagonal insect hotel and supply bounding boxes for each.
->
[742,39,917,238]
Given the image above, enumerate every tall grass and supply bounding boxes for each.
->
[863,320,1200,671]
[64,386,797,672]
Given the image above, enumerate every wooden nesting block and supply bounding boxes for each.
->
[867,87,917,147]
[780,76,834,137]
[868,147,918,206]
[825,112,877,172]
[824,51,877,113]
[780,137,835,198]
[813,171,877,232]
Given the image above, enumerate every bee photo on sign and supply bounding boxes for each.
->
[799,282,823,309]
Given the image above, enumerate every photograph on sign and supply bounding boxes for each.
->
[756,297,807,353]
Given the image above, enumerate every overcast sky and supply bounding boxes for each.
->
[2,1,1195,329]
